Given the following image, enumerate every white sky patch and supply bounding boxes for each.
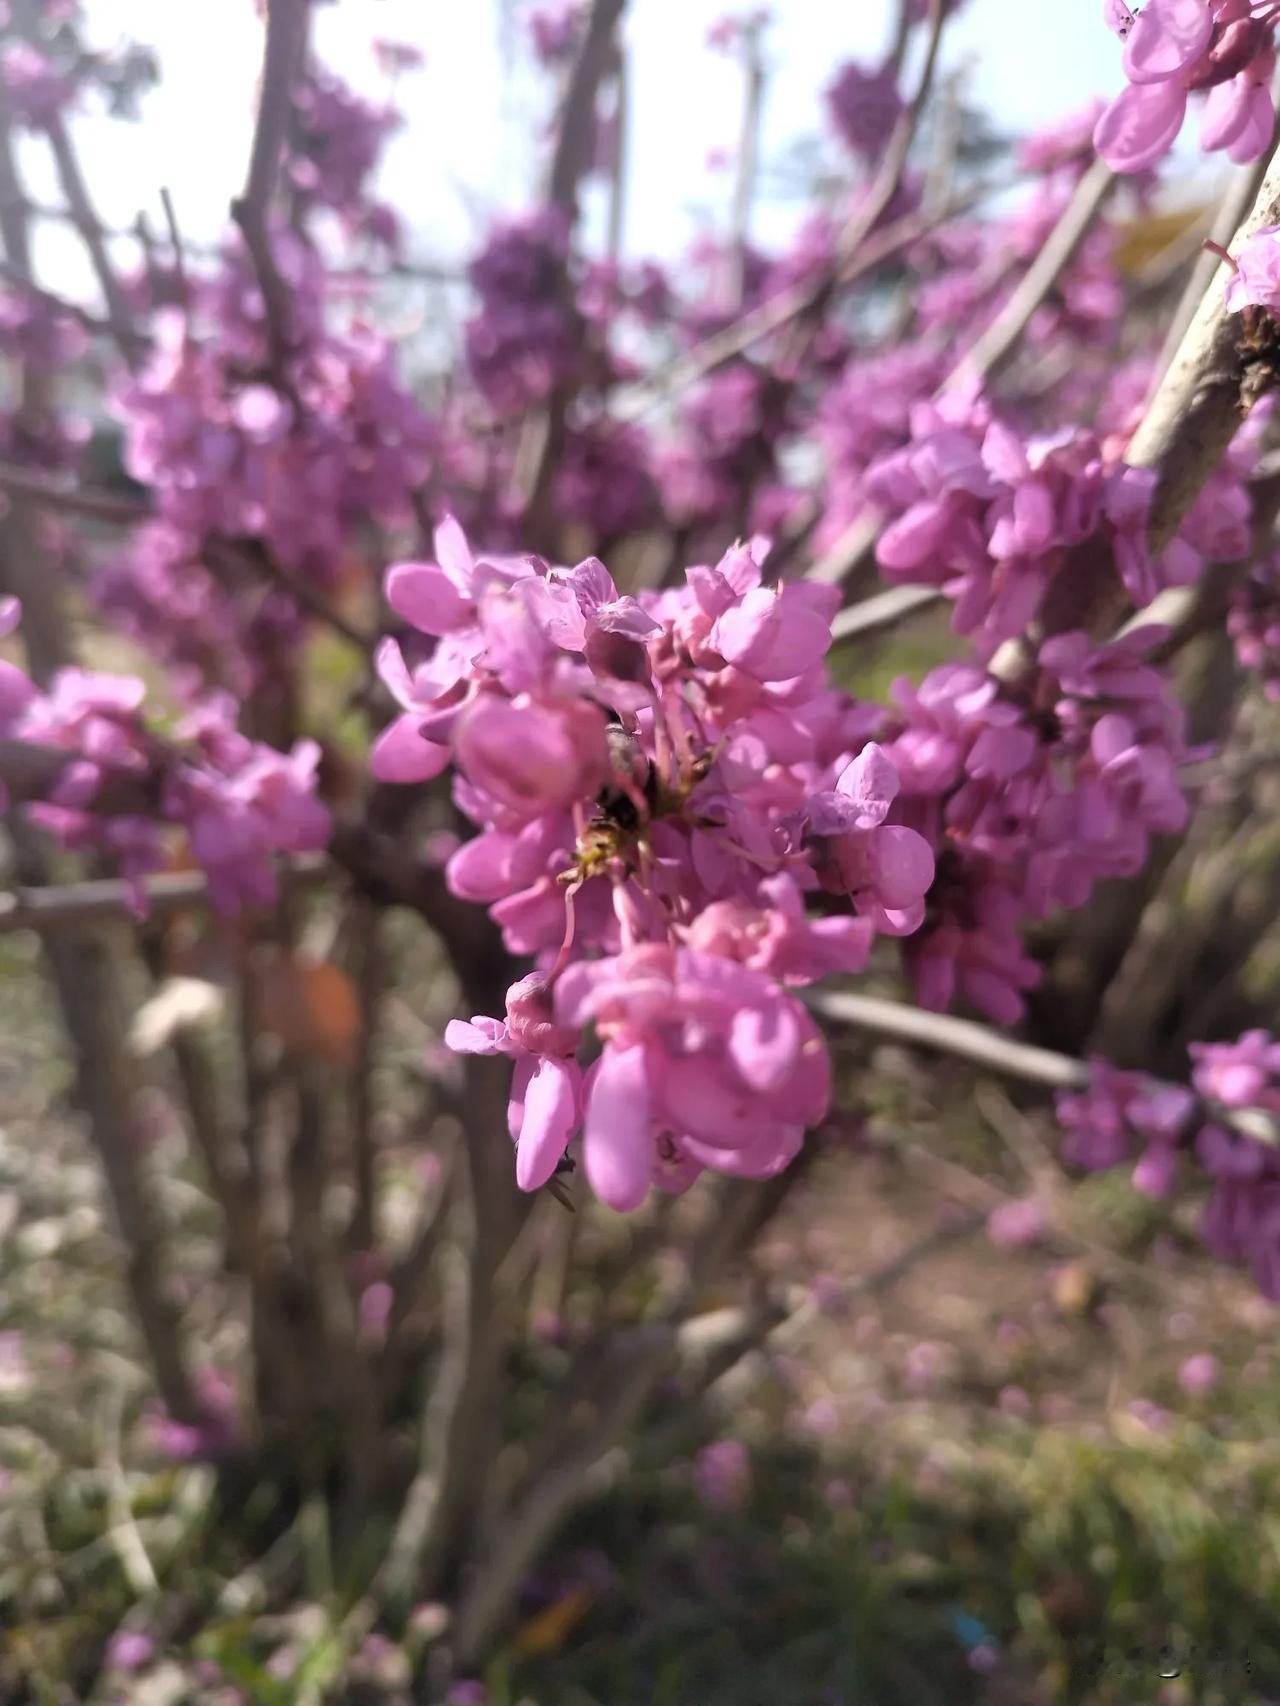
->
[27,0,1208,298]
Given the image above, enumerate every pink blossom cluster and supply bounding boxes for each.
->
[0,289,87,373]
[1057,1032,1280,1296]
[528,3,584,68]
[288,67,402,248]
[1227,554,1280,698]
[861,396,1249,644]
[1097,0,1277,174]
[880,626,1191,1022]
[825,60,904,162]
[1,629,329,912]
[0,39,73,126]
[119,299,431,565]
[376,520,936,1209]
[464,210,591,415]
[101,247,433,684]
[814,149,1134,556]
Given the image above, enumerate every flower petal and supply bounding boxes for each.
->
[386,561,473,634]
[515,1057,580,1190]
[370,714,451,783]
[834,741,899,827]
[1094,79,1187,172]
[584,1043,653,1211]
[1123,0,1211,83]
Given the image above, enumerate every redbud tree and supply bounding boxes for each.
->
[4,0,1280,1677]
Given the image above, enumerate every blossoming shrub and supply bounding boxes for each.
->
[5,0,1280,1678]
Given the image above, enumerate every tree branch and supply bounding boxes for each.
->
[0,855,329,935]
[829,580,942,641]
[42,115,142,365]
[810,989,1280,1146]
[1127,141,1280,553]
[0,459,149,524]
[231,0,311,373]
[945,156,1116,394]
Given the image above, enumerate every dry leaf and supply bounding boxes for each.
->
[510,1586,594,1657]
[1111,205,1207,276]
[1051,1258,1100,1318]
[257,953,361,1070]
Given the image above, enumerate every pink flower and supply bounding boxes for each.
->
[0,41,73,127]
[805,743,936,930]
[987,1197,1047,1248]
[452,693,609,821]
[445,976,583,1190]
[1191,1030,1280,1109]
[1095,0,1277,173]
[554,944,830,1211]
[1178,1352,1220,1395]
[694,1438,751,1509]
[680,873,873,984]
[826,60,903,160]
[1227,224,1280,311]
[105,1631,155,1673]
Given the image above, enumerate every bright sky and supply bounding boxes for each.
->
[26,0,1122,292]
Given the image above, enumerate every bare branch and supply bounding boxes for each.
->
[728,19,766,304]
[1152,150,1273,386]
[605,45,628,265]
[1127,141,1280,553]
[0,855,329,936]
[517,0,628,546]
[829,581,942,641]
[811,989,1088,1089]
[546,0,627,218]
[945,157,1116,394]
[811,989,1280,1147]
[206,537,376,655]
[231,0,311,373]
[793,0,947,340]
[451,1322,677,1665]
[43,115,142,365]
[0,459,149,524]
[159,185,189,300]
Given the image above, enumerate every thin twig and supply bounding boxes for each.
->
[703,189,988,420]
[546,0,627,218]
[347,897,382,1251]
[517,0,628,545]
[945,157,1116,394]
[829,580,943,640]
[606,45,628,265]
[811,989,1280,1146]
[0,459,148,524]
[231,0,311,375]
[0,854,329,935]
[41,114,141,364]
[98,1383,159,1597]
[791,0,947,343]
[159,185,188,299]
[207,536,376,654]
[811,989,1088,1090]
[728,18,766,305]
